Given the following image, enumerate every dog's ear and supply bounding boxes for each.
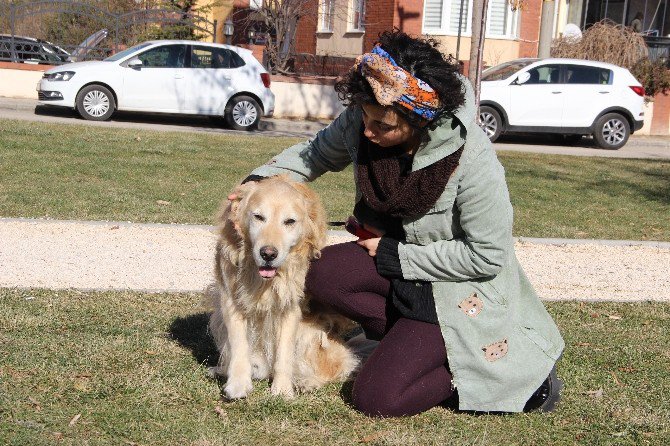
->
[217,181,256,237]
[291,181,328,259]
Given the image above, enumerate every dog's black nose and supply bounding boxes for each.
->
[259,246,278,262]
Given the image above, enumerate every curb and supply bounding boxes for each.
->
[2,217,669,248]
[259,118,327,134]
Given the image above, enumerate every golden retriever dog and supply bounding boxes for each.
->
[207,176,358,399]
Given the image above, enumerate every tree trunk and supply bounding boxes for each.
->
[468,0,490,114]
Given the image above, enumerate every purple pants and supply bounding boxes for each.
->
[305,242,454,417]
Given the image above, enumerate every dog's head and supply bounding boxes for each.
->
[222,176,327,280]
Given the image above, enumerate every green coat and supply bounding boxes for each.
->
[251,78,565,412]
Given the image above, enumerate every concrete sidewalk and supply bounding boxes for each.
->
[1,217,669,302]
[2,96,670,159]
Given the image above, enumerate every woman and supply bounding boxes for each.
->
[242,30,564,417]
[630,12,643,33]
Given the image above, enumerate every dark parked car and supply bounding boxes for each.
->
[0,34,69,64]
[0,30,107,65]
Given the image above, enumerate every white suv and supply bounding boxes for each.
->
[479,58,645,149]
[37,40,275,130]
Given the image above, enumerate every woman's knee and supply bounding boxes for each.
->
[306,242,381,301]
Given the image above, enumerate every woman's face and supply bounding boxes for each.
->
[361,103,415,149]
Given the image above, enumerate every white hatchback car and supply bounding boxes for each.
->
[37,40,275,130]
[479,58,645,149]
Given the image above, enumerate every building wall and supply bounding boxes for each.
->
[432,36,522,67]
[363,0,424,51]
[650,93,670,135]
[207,0,235,44]
[295,0,319,54]
[0,63,44,98]
[554,0,570,36]
[315,0,364,57]
[271,76,345,119]
[519,0,542,57]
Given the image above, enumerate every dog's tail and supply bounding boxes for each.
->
[293,318,360,393]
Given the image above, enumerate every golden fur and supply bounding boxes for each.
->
[207,176,358,399]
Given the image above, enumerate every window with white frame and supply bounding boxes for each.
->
[319,0,335,32]
[349,0,366,32]
[423,0,518,38]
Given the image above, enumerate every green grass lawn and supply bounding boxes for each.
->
[1,119,669,445]
[1,288,668,445]
[1,119,669,241]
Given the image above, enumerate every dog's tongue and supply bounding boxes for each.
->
[259,266,277,279]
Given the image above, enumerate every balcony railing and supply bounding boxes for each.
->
[644,36,670,66]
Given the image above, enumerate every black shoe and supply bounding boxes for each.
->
[523,365,563,412]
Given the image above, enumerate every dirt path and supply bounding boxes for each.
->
[1,218,669,301]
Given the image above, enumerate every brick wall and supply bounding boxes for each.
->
[292,53,356,76]
[294,0,318,54]
[650,92,670,134]
[363,0,426,50]
[363,0,396,51]
[519,0,542,58]
[394,0,425,36]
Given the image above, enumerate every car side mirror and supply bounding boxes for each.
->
[127,57,143,69]
[515,72,531,85]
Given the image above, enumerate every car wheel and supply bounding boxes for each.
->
[479,106,502,142]
[76,84,115,121]
[225,95,261,131]
[593,113,630,150]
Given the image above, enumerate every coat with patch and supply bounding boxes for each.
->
[250,78,565,412]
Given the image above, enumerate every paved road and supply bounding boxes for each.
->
[0,96,328,139]
[2,96,669,159]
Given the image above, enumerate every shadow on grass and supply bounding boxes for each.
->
[168,311,219,368]
[584,163,670,205]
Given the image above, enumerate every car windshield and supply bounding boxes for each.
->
[482,59,537,81]
[104,42,152,61]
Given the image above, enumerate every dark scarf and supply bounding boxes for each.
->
[356,132,464,219]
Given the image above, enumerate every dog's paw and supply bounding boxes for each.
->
[270,377,295,398]
[224,377,254,400]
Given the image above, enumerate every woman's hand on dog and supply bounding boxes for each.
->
[357,237,382,257]
[357,224,383,256]
[228,178,262,201]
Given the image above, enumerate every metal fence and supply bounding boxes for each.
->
[644,36,670,67]
[0,0,216,65]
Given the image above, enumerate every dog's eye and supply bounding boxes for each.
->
[253,213,265,222]
[284,218,296,226]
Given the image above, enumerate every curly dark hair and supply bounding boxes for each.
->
[334,29,465,126]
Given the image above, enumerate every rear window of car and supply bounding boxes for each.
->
[565,65,612,84]
[190,45,245,69]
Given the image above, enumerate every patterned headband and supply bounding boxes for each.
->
[354,45,441,121]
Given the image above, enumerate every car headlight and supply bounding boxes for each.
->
[44,71,76,81]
